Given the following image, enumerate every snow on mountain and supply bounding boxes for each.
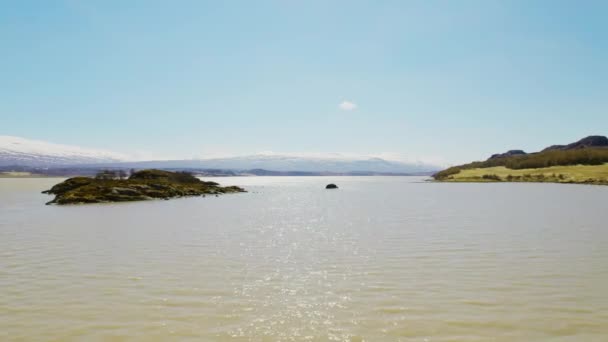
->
[189,153,438,173]
[111,153,441,173]
[0,136,127,166]
[0,136,441,173]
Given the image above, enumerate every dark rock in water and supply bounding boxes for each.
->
[42,169,245,205]
[325,184,338,189]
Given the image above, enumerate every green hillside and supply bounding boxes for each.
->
[434,136,608,185]
[438,164,608,185]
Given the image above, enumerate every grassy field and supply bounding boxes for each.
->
[439,163,608,185]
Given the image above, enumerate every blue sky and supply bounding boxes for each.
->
[2,0,607,164]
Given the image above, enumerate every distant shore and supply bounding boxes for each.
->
[434,164,608,186]
[0,172,53,178]
[432,136,608,186]
[1,171,434,178]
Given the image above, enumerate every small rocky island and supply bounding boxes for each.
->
[43,169,245,205]
[325,183,338,189]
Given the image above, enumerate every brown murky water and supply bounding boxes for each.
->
[1,177,607,341]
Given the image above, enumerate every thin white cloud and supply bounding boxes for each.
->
[339,100,357,111]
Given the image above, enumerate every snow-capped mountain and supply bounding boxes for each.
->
[193,154,438,173]
[0,136,127,166]
[109,153,440,174]
[0,136,441,173]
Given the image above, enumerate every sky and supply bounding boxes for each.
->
[1,0,607,164]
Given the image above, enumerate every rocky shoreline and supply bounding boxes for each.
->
[42,169,245,205]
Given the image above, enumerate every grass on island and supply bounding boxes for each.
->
[43,169,246,205]
[439,163,608,185]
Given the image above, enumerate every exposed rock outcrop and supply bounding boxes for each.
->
[43,169,245,205]
[542,135,608,151]
[488,150,527,160]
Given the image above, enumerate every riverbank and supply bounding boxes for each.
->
[435,164,608,185]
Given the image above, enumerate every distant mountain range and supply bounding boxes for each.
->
[102,154,437,174]
[0,136,440,175]
[0,136,126,167]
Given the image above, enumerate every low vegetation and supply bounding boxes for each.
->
[43,169,245,205]
[436,165,608,185]
[433,136,608,185]
[434,147,608,180]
